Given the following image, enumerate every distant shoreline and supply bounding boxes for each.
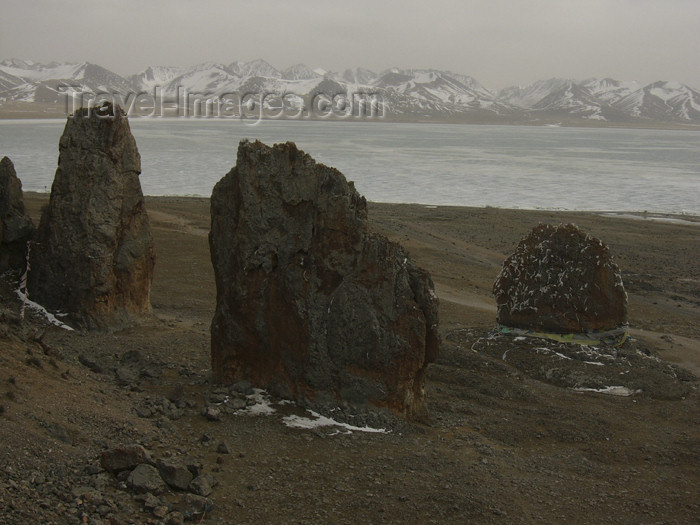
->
[2,105,699,132]
[21,191,700,222]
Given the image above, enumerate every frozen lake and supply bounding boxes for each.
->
[1,119,699,214]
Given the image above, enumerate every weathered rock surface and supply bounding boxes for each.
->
[0,156,34,272]
[156,458,194,491]
[28,103,155,329]
[100,445,152,473]
[493,223,627,333]
[127,464,166,494]
[188,473,215,497]
[210,140,439,418]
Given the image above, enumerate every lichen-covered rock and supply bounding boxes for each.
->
[210,140,439,418]
[0,156,34,272]
[493,223,627,333]
[28,103,155,329]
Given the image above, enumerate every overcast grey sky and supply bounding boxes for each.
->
[2,0,699,89]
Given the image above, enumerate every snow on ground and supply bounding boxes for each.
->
[234,388,388,434]
[573,386,642,396]
[283,410,388,434]
[15,290,74,330]
[243,389,277,415]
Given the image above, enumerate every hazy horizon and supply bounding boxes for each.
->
[2,0,699,91]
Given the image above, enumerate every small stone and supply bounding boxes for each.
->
[156,458,194,491]
[164,511,185,525]
[127,464,166,494]
[153,505,169,518]
[188,474,215,497]
[208,393,228,404]
[71,485,99,499]
[47,422,72,445]
[216,442,231,454]
[229,398,247,410]
[78,355,104,374]
[231,380,253,395]
[167,384,184,403]
[202,406,221,421]
[115,367,139,387]
[186,460,203,478]
[142,493,160,511]
[183,494,214,520]
[116,470,131,483]
[84,464,103,475]
[100,445,152,473]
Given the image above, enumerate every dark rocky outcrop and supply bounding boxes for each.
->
[210,140,439,418]
[0,156,34,273]
[28,103,155,329]
[493,223,627,333]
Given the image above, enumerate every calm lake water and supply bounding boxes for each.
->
[1,119,699,214]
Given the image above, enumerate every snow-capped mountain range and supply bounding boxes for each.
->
[1,58,699,125]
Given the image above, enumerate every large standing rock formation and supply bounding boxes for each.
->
[0,156,35,273]
[28,103,155,329]
[210,140,439,418]
[493,223,627,333]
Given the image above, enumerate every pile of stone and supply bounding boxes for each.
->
[0,156,34,273]
[28,103,155,329]
[210,140,439,419]
[100,445,216,523]
[493,223,628,334]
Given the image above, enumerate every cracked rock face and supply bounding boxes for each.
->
[28,103,155,329]
[493,223,627,333]
[0,156,34,272]
[210,140,439,418]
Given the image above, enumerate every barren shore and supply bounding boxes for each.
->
[1,194,698,524]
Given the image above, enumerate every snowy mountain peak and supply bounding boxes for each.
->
[498,78,576,108]
[341,67,376,85]
[241,59,281,79]
[281,63,321,81]
[1,58,699,124]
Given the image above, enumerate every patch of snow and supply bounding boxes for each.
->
[535,347,571,361]
[15,290,74,330]
[574,386,641,396]
[283,410,388,434]
[243,389,276,415]
[650,82,685,102]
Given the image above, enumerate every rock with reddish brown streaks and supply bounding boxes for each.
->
[210,140,439,419]
[493,223,627,333]
[28,103,155,329]
[0,156,34,272]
